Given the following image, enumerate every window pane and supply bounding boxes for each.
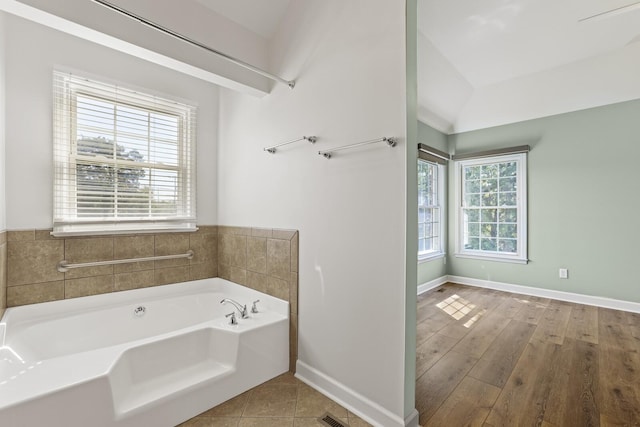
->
[465,238,480,250]
[481,223,497,238]
[499,192,517,206]
[423,238,434,252]
[76,96,114,132]
[498,208,517,223]
[482,192,497,206]
[76,162,115,217]
[465,180,480,193]
[465,166,480,180]
[467,222,480,237]
[77,136,114,157]
[465,194,481,207]
[481,164,498,179]
[499,162,517,177]
[481,179,497,192]
[498,239,517,253]
[499,224,517,238]
[499,177,517,192]
[115,134,145,158]
[424,223,433,238]
[418,208,426,223]
[466,209,480,222]
[481,238,497,251]
[481,208,497,222]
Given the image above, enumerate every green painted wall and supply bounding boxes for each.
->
[417,120,448,285]
[447,99,640,302]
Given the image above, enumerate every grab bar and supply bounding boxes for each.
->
[57,250,194,272]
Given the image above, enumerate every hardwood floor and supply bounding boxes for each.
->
[415,283,640,426]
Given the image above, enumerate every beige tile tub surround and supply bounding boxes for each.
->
[0,231,7,319]
[218,226,299,372]
[6,226,218,307]
[3,225,299,373]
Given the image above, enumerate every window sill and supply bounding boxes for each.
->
[455,253,528,265]
[418,252,445,263]
[52,222,198,237]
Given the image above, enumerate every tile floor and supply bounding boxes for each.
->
[179,373,373,427]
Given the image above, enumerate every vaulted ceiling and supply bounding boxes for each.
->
[417,0,640,133]
[6,0,640,134]
[195,0,291,39]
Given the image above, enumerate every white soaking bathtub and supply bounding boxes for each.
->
[0,278,289,427]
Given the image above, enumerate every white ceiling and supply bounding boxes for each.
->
[196,0,640,133]
[417,0,640,133]
[418,0,640,87]
[16,0,638,133]
[196,0,291,39]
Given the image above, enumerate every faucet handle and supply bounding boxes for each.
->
[240,305,250,319]
[251,300,260,314]
[225,312,238,325]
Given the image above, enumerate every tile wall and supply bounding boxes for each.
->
[5,226,218,306]
[1,225,299,373]
[0,231,6,319]
[217,226,299,372]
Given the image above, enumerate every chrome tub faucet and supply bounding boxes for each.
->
[221,298,249,319]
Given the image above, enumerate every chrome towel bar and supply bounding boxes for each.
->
[318,137,397,159]
[264,136,317,154]
[57,250,194,272]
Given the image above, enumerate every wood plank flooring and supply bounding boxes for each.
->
[416,284,640,427]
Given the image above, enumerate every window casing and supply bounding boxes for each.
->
[418,160,445,260]
[53,71,197,236]
[455,153,527,263]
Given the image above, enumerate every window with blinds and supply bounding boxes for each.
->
[52,71,197,236]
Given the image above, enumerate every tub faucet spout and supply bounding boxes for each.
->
[220,298,249,319]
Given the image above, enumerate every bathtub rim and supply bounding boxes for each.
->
[0,277,288,328]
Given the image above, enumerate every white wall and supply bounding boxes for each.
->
[0,12,6,231]
[4,14,218,229]
[218,1,414,425]
[7,0,270,95]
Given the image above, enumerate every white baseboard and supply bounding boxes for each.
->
[447,275,640,313]
[295,360,413,427]
[404,409,420,427]
[417,275,448,295]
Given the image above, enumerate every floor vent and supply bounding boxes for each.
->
[318,412,349,427]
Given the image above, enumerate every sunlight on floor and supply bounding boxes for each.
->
[436,294,476,321]
[463,309,487,328]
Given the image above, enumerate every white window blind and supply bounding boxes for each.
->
[53,71,197,236]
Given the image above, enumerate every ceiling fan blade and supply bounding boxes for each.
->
[579,0,640,22]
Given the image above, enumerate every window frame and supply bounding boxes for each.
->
[454,153,527,264]
[418,159,446,261]
[53,71,197,236]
